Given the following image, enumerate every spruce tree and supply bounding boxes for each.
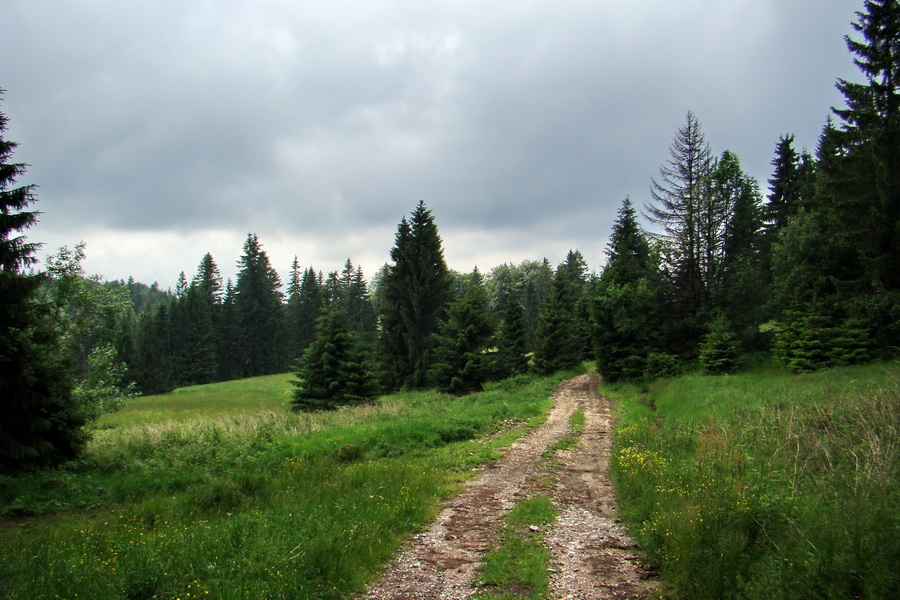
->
[601,198,653,286]
[234,233,285,377]
[646,111,715,327]
[379,201,451,389]
[179,285,218,384]
[532,276,581,376]
[296,266,323,353]
[217,279,243,380]
[132,308,173,395]
[593,198,667,382]
[284,256,305,362]
[711,151,766,341]
[1,97,85,470]
[430,270,495,395]
[494,292,530,378]
[833,0,900,295]
[765,135,802,234]
[291,307,376,411]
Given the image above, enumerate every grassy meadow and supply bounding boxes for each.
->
[0,371,575,600]
[607,360,900,600]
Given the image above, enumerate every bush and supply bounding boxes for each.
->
[644,352,679,380]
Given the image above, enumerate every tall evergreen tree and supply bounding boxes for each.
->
[494,292,530,378]
[646,111,716,327]
[234,233,284,377]
[379,201,451,389]
[192,253,223,305]
[284,256,305,362]
[132,307,173,395]
[765,135,802,233]
[593,198,667,381]
[179,285,218,385]
[711,151,766,339]
[532,276,581,376]
[295,266,323,354]
[601,198,653,286]
[217,279,243,380]
[1,97,85,470]
[833,0,900,296]
[520,259,554,348]
[430,270,495,395]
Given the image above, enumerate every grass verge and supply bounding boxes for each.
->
[0,370,578,600]
[606,361,900,600]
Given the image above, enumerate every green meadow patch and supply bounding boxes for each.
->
[475,495,556,600]
[606,361,900,600]
[0,370,575,600]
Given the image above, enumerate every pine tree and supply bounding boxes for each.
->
[296,266,323,354]
[593,198,667,382]
[765,135,802,234]
[284,256,305,362]
[430,270,495,395]
[711,151,766,341]
[494,292,530,378]
[234,233,285,377]
[601,198,653,286]
[217,279,243,380]
[646,111,716,326]
[132,308,173,395]
[180,285,217,384]
[379,201,451,389]
[532,276,581,375]
[520,259,554,348]
[833,0,900,295]
[1,96,85,470]
[291,307,376,411]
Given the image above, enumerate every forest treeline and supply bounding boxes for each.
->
[2,0,898,470]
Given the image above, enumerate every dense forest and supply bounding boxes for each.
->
[2,0,898,471]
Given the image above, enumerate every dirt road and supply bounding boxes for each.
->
[359,372,656,600]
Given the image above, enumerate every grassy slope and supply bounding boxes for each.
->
[605,361,900,600]
[0,371,575,600]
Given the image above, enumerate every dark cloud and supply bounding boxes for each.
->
[0,0,861,286]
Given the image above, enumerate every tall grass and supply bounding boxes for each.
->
[607,361,900,599]
[0,370,576,599]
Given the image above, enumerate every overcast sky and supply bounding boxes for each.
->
[1,0,861,289]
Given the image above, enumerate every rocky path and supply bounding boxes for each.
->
[359,372,655,600]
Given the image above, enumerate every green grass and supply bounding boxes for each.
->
[0,370,580,600]
[97,373,296,428]
[606,360,900,600]
[475,496,556,600]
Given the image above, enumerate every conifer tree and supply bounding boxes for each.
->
[1,97,85,470]
[430,270,495,394]
[532,276,581,375]
[494,292,530,378]
[593,198,667,381]
[833,0,900,296]
[285,256,305,361]
[291,307,376,411]
[379,201,451,389]
[765,135,802,234]
[646,111,716,327]
[132,308,173,395]
[179,284,217,384]
[217,279,243,380]
[601,198,653,287]
[710,151,766,340]
[234,233,285,377]
[296,266,323,354]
